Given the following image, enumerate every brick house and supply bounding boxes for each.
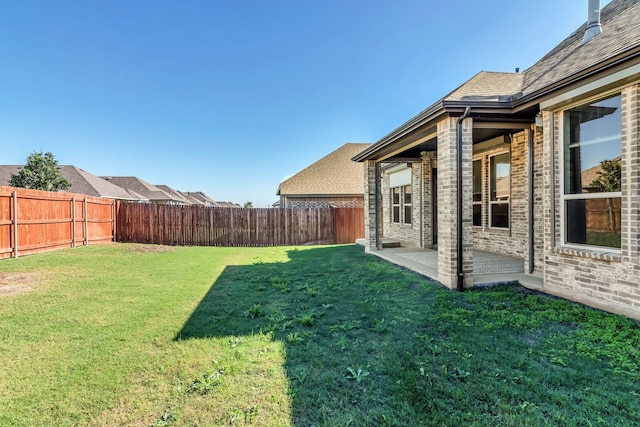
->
[277,143,371,208]
[353,0,640,316]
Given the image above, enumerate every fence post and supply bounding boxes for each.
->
[113,200,117,242]
[84,197,89,246]
[11,191,18,258]
[72,196,77,248]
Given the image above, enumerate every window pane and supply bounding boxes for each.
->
[564,95,621,195]
[404,205,412,224]
[473,160,482,202]
[473,204,482,226]
[404,185,412,204]
[566,198,621,248]
[491,153,510,201]
[491,203,509,228]
[392,188,400,204]
[393,206,400,223]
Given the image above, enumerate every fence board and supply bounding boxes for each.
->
[116,203,360,247]
[334,207,365,244]
[0,186,116,259]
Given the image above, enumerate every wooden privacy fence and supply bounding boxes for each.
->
[116,202,364,247]
[0,186,116,259]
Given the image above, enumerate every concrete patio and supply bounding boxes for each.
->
[356,239,543,289]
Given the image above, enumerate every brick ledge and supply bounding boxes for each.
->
[553,247,622,262]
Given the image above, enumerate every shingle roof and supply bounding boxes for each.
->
[60,166,146,200]
[184,191,215,206]
[446,71,525,102]
[155,184,191,205]
[354,0,640,162]
[0,165,146,200]
[278,143,372,196]
[102,176,183,203]
[522,0,640,97]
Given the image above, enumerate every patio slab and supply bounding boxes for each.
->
[356,239,541,288]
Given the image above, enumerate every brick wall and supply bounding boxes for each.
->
[472,132,529,260]
[282,196,364,208]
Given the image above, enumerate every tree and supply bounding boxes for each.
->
[10,151,71,191]
[589,158,621,193]
[243,201,253,208]
[590,158,621,234]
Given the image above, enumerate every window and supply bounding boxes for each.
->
[390,184,412,225]
[392,187,400,223]
[403,185,412,224]
[490,152,510,228]
[563,94,621,249]
[472,159,482,226]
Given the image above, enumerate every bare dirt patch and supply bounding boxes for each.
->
[127,244,176,253]
[0,272,36,296]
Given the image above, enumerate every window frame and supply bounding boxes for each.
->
[559,92,622,252]
[389,182,412,227]
[489,150,511,229]
[391,187,401,224]
[403,184,412,225]
[472,158,483,227]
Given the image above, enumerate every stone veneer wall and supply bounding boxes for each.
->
[282,196,364,208]
[542,84,640,311]
[381,163,422,246]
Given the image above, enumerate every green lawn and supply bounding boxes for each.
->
[0,244,639,426]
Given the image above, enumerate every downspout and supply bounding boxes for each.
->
[457,107,471,292]
[375,162,382,250]
[527,125,535,274]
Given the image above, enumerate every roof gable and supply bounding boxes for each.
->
[278,143,371,196]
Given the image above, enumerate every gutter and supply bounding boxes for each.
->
[456,107,471,292]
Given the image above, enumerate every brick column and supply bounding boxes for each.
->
[622,85,639,260]
[421,152,435,248]
[436,116,473,289]
[364,160,381,250]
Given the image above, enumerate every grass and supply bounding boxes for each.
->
[0,243,639,426]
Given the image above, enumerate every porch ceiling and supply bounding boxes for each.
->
[380,122,530,162]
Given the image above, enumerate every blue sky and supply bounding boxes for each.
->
[0,0,610,207]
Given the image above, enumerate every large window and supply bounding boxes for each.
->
[490,152,510,228]
[472,159,482,226]
[563,94,621,249]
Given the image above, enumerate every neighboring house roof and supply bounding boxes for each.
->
[354,0,640,162]
[185,191,216,206]
[102,176,184,203]
[212,201,241,208]
[155,184,192,205]
[60,166,147,200]
[0,165,147,201]
[278,143,372,196]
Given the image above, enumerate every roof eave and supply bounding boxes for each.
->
[352,99,520,162]
[352,100,446,162]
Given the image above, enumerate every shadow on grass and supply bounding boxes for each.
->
[175,245,640,427]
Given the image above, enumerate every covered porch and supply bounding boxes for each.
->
[353,77,542,290]
[356,239,542,288]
